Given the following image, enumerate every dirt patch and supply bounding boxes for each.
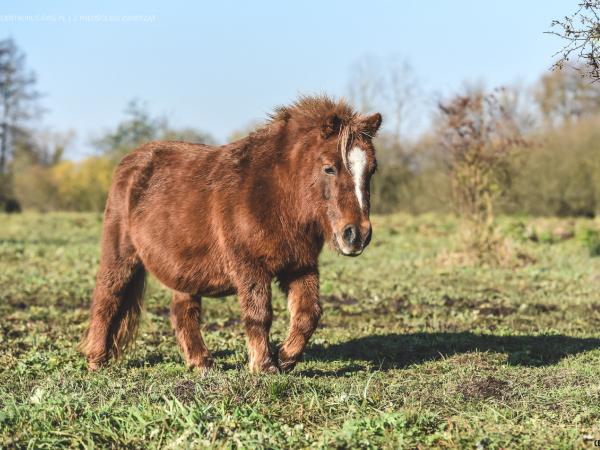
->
[442,295,468,308]
[442,295,516,317]
[583,303,600,314]
[540,370,586,389]
[173,380,197,404]
[525,303,559,313]
[477,304,516,317]
[151,305,170,317]
[220,317,240,328]
[321,294,359,306]
[370,295,517,317]
[373,296,408,314]
[450,352,505,369]
[457,376,512,400]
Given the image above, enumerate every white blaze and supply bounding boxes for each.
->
[347,146,367,210]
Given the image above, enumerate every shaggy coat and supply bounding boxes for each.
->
[82,96,382,373]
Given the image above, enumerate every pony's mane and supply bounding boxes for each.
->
[269,95,357,127]
[268,95,361,168]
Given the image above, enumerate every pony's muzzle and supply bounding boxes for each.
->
[337,222,372,256]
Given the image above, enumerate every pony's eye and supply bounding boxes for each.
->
[324,166,336,175]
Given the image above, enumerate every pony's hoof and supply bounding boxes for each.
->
[263,363,279,374]
[88,363,101,371]
[88,361,106,372]
[189,357,214,375]
[87,359,106,371]
[250,359,280,374]
[276,348,298,373]
[277,358,297,373]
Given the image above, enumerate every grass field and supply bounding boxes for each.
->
[1,212,600,448]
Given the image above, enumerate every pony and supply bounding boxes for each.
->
[81,95,382,373]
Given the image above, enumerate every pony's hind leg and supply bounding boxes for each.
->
[170,292,213,371]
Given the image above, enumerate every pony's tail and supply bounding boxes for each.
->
[79,264,147,366]
[110,265,146,359]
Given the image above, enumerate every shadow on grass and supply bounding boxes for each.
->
[306,332,600,370]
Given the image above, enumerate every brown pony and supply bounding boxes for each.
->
[82,95,382,373]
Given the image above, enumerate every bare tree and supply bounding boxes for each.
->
[0,38,42,174]
[549,1,600,79]
[496,83,537,134]
[384,59,420,144]
[347,55,420,142]
[347,55,384,113]
[534,63,600,126]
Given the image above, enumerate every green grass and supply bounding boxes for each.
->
[2,212,600,448]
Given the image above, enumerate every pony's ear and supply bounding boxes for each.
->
[359,113,383,137]
[321,113,342,139]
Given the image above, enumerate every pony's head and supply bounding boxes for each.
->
[274,96,382,256]
[317,110,382,256]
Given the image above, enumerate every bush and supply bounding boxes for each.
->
[576,227,600,256]
[505,117,600,217]
[14,156,114,211]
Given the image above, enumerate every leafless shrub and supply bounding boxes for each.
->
[438,89,526,261]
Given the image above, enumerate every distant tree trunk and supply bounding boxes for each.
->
[0,124,7,173]
[1,91,9,173]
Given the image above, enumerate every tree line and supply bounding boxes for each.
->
[1,36,600,219]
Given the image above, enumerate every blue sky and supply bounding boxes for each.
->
[1,0,571,157]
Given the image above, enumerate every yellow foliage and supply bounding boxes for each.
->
[15,156,115,211]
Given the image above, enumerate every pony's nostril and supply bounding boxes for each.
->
[342,225,358,246]
[363,226,372,246]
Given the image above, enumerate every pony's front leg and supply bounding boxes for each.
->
[278,269,322,372]
[170,291,213,372]
[238,277,277,373]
